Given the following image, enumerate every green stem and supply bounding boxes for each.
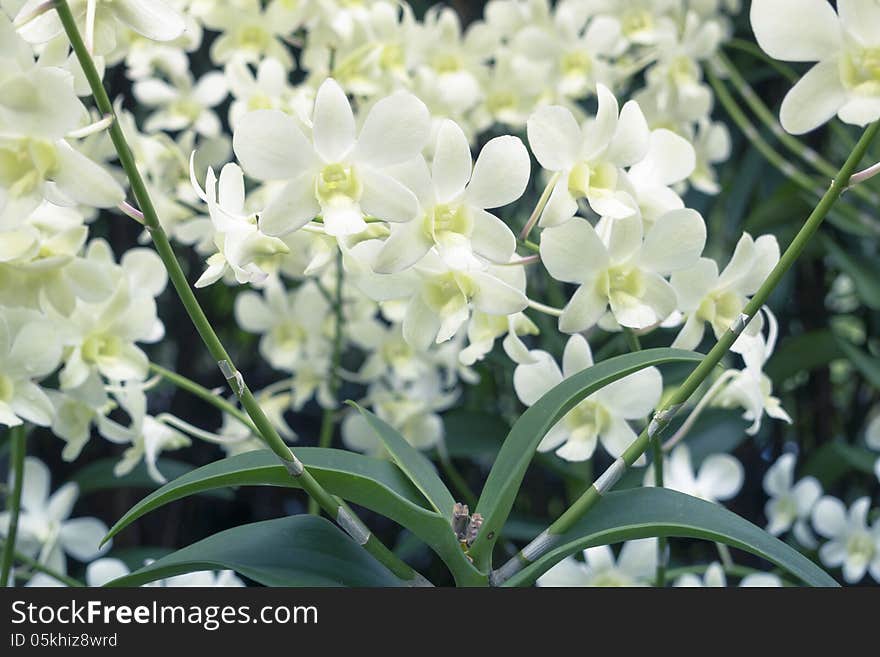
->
[54,0,420,584]
[491,120,880,586]
[622,327,641,352]
[651,440,666,588]
[150,363,257,434]
[1,425,26,587]
[623,328,665,587]
[309,255,344,515]
[0,540,84,588]
[518,238,541,254]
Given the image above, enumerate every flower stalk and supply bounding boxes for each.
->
[53,0,422,585]
[490,120,880,587]
[0,425,26,588]
[309,253,345,515]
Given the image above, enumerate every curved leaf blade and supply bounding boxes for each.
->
[105,516,404,587]
[73,458,231,500]
[504,488,837,587]
[470,348,704,562]
[350,402,456,517]
[101,449,471,577]
[104,448,433,545]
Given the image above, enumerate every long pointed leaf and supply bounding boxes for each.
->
[351,402,456,518]
[102,449,470,577]
[470,348,704,563]
[105,516,404,587]
[503,488,837,587]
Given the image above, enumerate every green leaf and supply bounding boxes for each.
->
[73,458,232,500]
[469,348,704,564]
[765,330,843,382]
[102,449,470,577]
[836,337,880,388]
[823,236,880,309]
[350,402,456,517]
[503,488,837,587]
[802,441,878,487]
[105,516,404,587]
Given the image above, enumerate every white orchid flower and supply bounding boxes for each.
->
[234,278,332,372]
[0,458,109,574]
[689,119,732,195]
[0,134,124,221]
[540,210,706,332]
[373,119,530,273]
[645,444,744,504]
[348,237,528,350]
[226,57,313,129]
[96,383,191,484]
[410,7,487,116]
[751,0,880,134]
[341,371,457,456]
[674,562,782,587]
[202,0,304,67]
[762,453,822,548]
[133,71,228,137]
[233,78,430,237]
[514,334,662,463]
[509,9,624,101]
[624,128,697,225]
[15,0,186,54]
[537,539,658,587]
[54,242,166,389]
[527,87,651,225]
[812,496,880,584]
[713,309,792,436]
[459,311,539,367]
[190,158,289,288]
[0,310,62,428]
[671,232,780,351]
[48,372,111,462]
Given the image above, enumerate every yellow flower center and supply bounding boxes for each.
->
[847,532,876,563]
[486,90,516,115]
[621,9,653,38]
[0,139,57,199]
[247,94,273,111]
[423,271,475,314]
[561,50,594,78]
[432,53,462,74]
[316,163,362,204]
[81,333,122,364]
[596,265,644,302]
[840,46,880,95]
[568,161,618,199]
[564,398,610,437]
[0,374,13,402]
[423,203,472,242]
[380,44,405,70]
[696,290,742,335]
[237,25,271,51]
[170,97,203,121]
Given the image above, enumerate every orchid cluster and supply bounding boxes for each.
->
[1,0,879,589]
